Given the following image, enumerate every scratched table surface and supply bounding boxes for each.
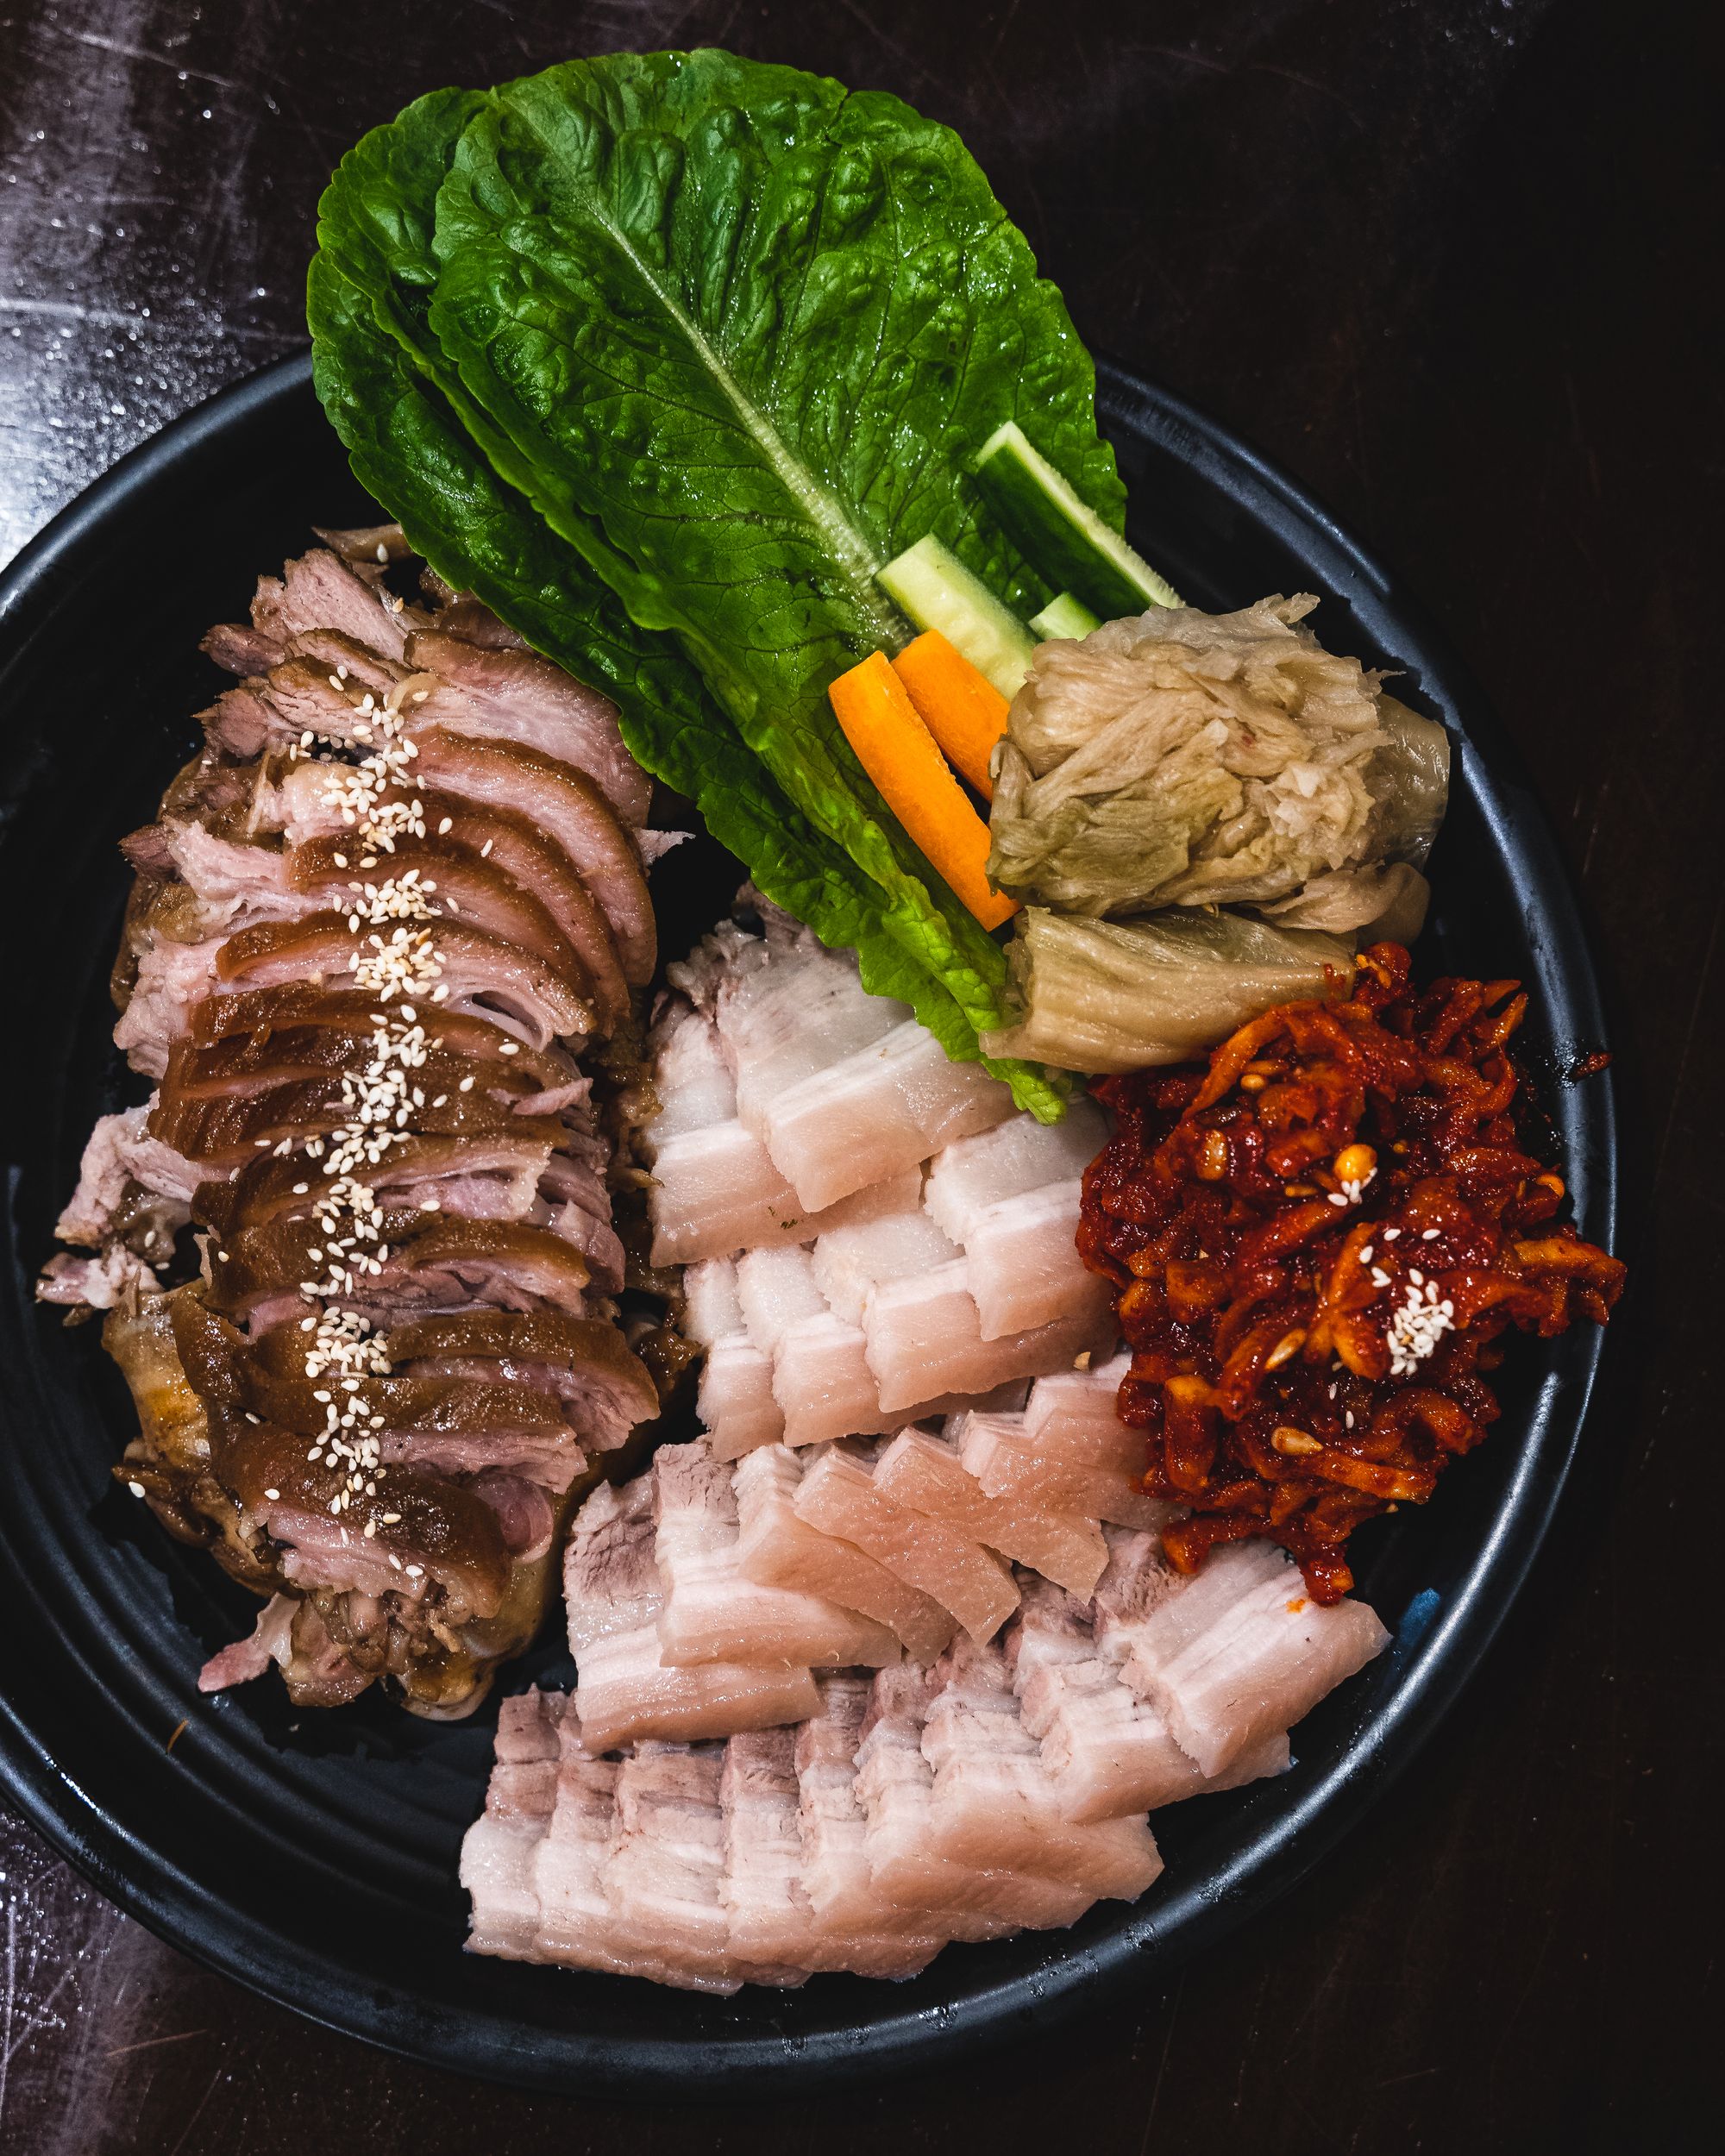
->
[0,1,1718,2149]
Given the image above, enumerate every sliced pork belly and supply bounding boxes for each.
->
[651,1440,897,1670]
[717,1730,814,1983]
[717,931,905,1142]
[957,1407,1165,1536]
[1009,1579,1288,1822]
[920,1637,1163,1902]
[734,1447,956,1664]
[530,1714,631,1977]
[1113,1539,1389,1778]
[923,1099,1110,1244]
[862,1258,1113,1415]
[962,1180,1095,1341]
[809,1206,958,1326]
[601,1742,748,1993]
[409,730,653,983]
[576,1627,819,1758]
[793,1675,943,1974]
[855,1663,1089,1941]
[648,1110,919,1267]
[564,1476,665,1652]
[794,1445,1019,1645]
[402,626,653,828]
[697,1335,785,1460]
[874,1429,1107,1601]
[566,1476,819,1752]
[681,1257,743,1348]
[643,1000,737,1145]
[734,1245,889,1449]
[385,1311,656,1451]
[461,1689,564,1958]
[756,1018,1014,1215]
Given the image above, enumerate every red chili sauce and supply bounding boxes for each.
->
[1078,943,1626,1602]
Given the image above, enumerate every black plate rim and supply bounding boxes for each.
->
[0,347,1617,2098]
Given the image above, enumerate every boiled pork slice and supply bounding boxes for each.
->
[794,1445,1019,1646]
[961,1180,1095,1342]
[1109,1539,1390,1777]
[922,1099,1109,1245]
[1008,1578,1289,1822]
[734,1446,956,1665]
[566,1474,819,1752]
[792,1676,943,1977]
[874,1427,1107,1600]
[919,1636,1163,1901]
[601,1742,755,1993]
[957,1407,1164,1537]
[460,1689,564,1958]
[697,1334,786,1460]
[855,1663,1091,1942]
[809,1205,959,1326]
[756,1018,1014,1215]
[862,1258,1114,1415]
[651,1441,898,1670]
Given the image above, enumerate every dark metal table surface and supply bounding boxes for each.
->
[0,3,1717,2150]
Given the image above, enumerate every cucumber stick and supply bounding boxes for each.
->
[1029,592,1101,640]
[877,535,1038,699]
[973,421,1181,617]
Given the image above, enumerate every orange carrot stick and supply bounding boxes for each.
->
[828,652,1018,931]
[891,629,1010,801]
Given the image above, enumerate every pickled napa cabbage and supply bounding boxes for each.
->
[988,596,1449,927]
[979,908,1354,1074]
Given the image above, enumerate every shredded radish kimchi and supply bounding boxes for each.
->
[1079,943,1625,1602]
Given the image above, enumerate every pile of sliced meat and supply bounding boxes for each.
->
[652,912,1118,1450]
[465,1482,1386,1991]
[40,528,660,1714]
[460,913,1391,1988]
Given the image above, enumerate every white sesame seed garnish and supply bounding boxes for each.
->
[264,1487,280,1501]
[127,1480,146,1498]
[1422,1227,1440,1240]
[1388,1276,1458,1376]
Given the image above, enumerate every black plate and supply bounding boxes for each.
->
[0,351,1616,2097]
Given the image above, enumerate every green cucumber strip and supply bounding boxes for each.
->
[876,534,1038,699]
[1029,592,1101,640]
[974,420,1180,617]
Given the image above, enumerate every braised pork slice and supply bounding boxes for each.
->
[44,529,668,1720]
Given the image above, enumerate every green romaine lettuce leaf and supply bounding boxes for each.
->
[308,76,1069,1112]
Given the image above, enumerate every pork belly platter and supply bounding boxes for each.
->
[28,47,1624,2015]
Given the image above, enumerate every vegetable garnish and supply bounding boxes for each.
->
[310,50,1136,1120]
[1078,943,1626,1602]
[829,654,1018,931]
[890,630,1010,802]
